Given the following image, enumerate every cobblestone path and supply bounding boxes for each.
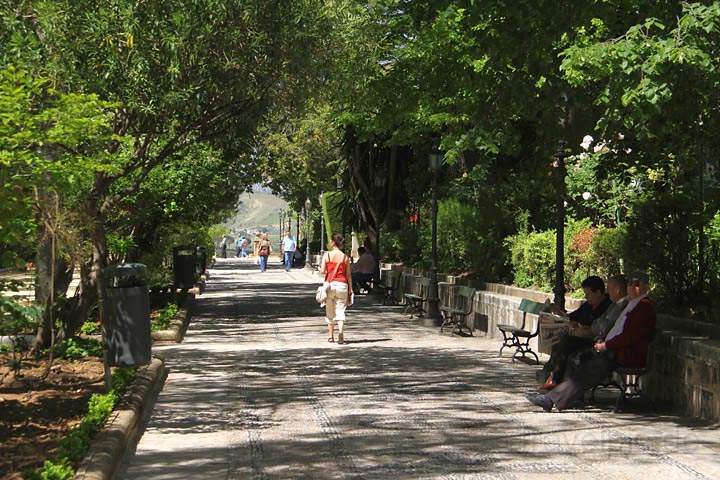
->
[121,258,720,480]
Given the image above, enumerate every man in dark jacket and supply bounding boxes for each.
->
[536,276,613,386]
[527,272,656,411]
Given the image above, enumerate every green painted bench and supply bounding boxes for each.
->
[497,298,549,364]
[440,285,476,336]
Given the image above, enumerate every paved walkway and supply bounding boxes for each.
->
[121,258,720,479]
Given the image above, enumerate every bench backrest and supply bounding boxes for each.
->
[518,298,548,315]
[417,277,430,298]
[383,269,400,288]
[517,298,549,333]
[456,286,476,315]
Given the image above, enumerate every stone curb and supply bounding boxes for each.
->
[74,356,168,480]
[151,293,195,343]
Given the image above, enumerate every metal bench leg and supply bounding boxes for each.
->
[440,313,451,332]
[499,331,514,357]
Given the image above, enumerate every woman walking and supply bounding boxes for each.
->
[320,234,353,344]
[258,233,272,272]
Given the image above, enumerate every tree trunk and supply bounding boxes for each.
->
[59,260,96,340]
[32,208,74,351]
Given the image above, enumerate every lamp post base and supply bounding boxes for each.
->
[427,267,442,324]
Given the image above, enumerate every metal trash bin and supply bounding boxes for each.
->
[196,246,208,275]
[173,245,197,289]
[103,263,151,367]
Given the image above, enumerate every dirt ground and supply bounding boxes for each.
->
[0,354,104,479]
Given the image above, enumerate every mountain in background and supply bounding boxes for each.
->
[224,189,288,236]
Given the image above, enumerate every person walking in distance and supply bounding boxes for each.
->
[320,234,353,344]
[281,231,296,272]
[258,233,272,273]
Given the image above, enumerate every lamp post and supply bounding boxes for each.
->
[304,198,312,269]
[553,142,568,309]
[427,148,443,322]
[279,209,284,254]
[319,192,325,253]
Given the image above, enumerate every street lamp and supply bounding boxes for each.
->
[319,192,325,253]
[304,198,312,269]
[553,142,568,309]
[279,209,284,254]
[427,148,443,322]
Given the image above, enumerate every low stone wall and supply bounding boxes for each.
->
[395,270,720,422]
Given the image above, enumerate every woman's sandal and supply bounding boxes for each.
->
[328,337,335,343]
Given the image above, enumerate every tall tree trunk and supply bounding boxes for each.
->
[347,143,379,256]
[59,260,96,340]
[32,194,73,351]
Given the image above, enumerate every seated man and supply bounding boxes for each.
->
[527,272,656,411]
[352,247,376,293]
[537,276,612,386]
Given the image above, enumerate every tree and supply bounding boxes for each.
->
[1,1,339,349]
[560,1,720,306]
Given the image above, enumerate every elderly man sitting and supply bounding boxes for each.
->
[527,272,656,412]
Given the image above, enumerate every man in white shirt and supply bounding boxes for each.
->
[281,231,297,272]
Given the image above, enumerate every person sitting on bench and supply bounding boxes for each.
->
[536,276,612,387]
[352,247,376,294]
[527,272,656,412]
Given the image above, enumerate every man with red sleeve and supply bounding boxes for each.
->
[527,272,656,412]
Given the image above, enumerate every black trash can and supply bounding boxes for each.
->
[196,246,207,275]
[103,263,151,367]
[173,246,197,289]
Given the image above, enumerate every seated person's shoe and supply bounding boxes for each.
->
[526,393,554,412]
[541,374,558,391]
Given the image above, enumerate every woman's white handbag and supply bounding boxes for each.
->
[316,283,329,304]
[316,255,343,305]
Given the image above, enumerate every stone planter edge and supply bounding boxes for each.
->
[74,356,168,480]
[151,292,195,343]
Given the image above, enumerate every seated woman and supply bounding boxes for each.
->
[536,276,614,387]
[528,273,655,411]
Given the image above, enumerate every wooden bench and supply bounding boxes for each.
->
[439,285,476,336]
[497,298,549,364]
[403,275,429,318]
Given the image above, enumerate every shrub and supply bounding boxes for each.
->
[54,337,103,360]
[624,191,702,306]
[380,222,420,264]
[30,367,136,479]
[586,226,626,279]
[0,290,41,376]
[152,303,179,332]
[79,321,100,336]
[506,228,556,291]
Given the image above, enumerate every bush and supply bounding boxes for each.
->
[586,226,626,279]
[151,303,179,332]
[30,367,136,479]
[54,337,103,360]
[624,191,702,306]
[434,198,510,278]
[507,218,623,292]
[79,321,100,336]
[506,228,556,291]
[380,223,420,264]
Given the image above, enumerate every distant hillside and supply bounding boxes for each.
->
[224,190,288,236]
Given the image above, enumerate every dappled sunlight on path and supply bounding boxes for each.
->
[120,257,720,480]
